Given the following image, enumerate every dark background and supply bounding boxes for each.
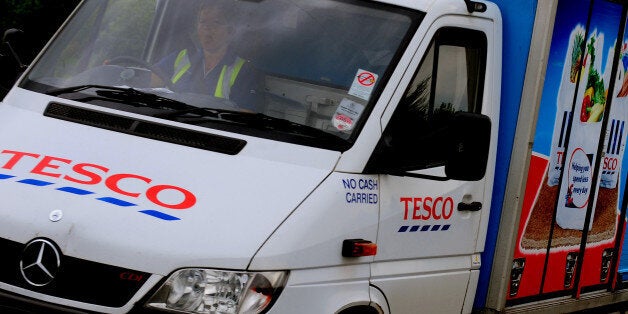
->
[1,0,80,97]
[1,0,80,62]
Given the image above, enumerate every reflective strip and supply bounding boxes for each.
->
[230,57,246,87]
[215,65,228,98]
[171,49,191,84]
[215,57,247,100]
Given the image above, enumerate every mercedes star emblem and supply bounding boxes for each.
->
[19,238,62,287]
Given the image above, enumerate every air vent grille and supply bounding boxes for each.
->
[44,103,246,155]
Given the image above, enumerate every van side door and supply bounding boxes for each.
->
[366,18,498,313]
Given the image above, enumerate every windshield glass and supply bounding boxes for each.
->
[21,0,422,150]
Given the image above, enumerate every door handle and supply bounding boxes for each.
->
[457,201,482,211]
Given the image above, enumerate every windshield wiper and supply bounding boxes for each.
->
[46,85,195,111]
[46,84,116,96]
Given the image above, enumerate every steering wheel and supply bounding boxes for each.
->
[106,55,174,90]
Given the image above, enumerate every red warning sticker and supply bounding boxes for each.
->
[349,69,378,100]
[332,98,364,131]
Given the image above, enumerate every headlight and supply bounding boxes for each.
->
[145,269,288,314]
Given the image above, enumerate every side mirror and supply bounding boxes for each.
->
[445,112,491,181]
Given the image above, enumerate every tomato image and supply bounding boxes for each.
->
[581,95,591,121]
[580,87,594,122]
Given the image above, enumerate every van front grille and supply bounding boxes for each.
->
[0,237,150,307]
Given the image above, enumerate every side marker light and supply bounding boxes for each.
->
[342,239,377,257]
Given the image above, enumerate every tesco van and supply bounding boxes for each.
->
[4,0,628,313]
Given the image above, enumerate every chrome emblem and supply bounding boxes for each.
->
[19,239,62,287]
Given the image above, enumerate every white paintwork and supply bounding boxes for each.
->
[0,0,506,313]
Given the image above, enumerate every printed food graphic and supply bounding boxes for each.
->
[580,37,607,123]
[521,171,617,250]
[508,0,627,302]
[570,32,585,83]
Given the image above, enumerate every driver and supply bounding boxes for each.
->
[152,0,264,112]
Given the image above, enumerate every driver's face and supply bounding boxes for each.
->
[197,6,231,53]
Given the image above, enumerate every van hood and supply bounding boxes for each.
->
[0,103,340,275]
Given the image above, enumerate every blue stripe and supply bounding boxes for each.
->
[398,224,452,233]
[559,111,568,146]
[139,210,180,221]
[57,187,94,195]
[609,119,616,154]
[97,197,137,207]
[0,173,181,222]
[618,121,625,154]
[18,179,54,186]
[612,120,620,154]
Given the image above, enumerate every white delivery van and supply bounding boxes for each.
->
[2,0,628,313]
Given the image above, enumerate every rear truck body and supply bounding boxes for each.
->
[1,0,628,313]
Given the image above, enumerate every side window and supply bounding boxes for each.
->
[376,27,487,172]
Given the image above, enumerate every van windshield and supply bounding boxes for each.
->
[21,0,422,151]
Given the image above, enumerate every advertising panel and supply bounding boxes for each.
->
[508,0,627,303]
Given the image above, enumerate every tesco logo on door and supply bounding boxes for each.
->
[400,196,454,220]
[0,149,197,210]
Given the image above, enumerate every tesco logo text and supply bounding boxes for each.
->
[400,196,454,220]
[603,156,619,171]
[0,150,196,210]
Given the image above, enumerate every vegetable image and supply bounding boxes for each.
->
[618,43,628,97]
[580,37,606,123]
[570,32,585,83]
[588,103,605,122]
[580,87,593,121]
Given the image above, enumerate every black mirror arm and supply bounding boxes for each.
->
[3,29,27,70]
[364,143,451,181]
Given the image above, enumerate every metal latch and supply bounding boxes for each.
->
[564,252,578,288]
[509,258,526,296]
[601,248,614,282]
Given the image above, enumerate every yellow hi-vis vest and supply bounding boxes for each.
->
[171,49,246,100]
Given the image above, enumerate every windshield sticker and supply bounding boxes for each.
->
[332,98,365,132]
[349,69,378,100]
